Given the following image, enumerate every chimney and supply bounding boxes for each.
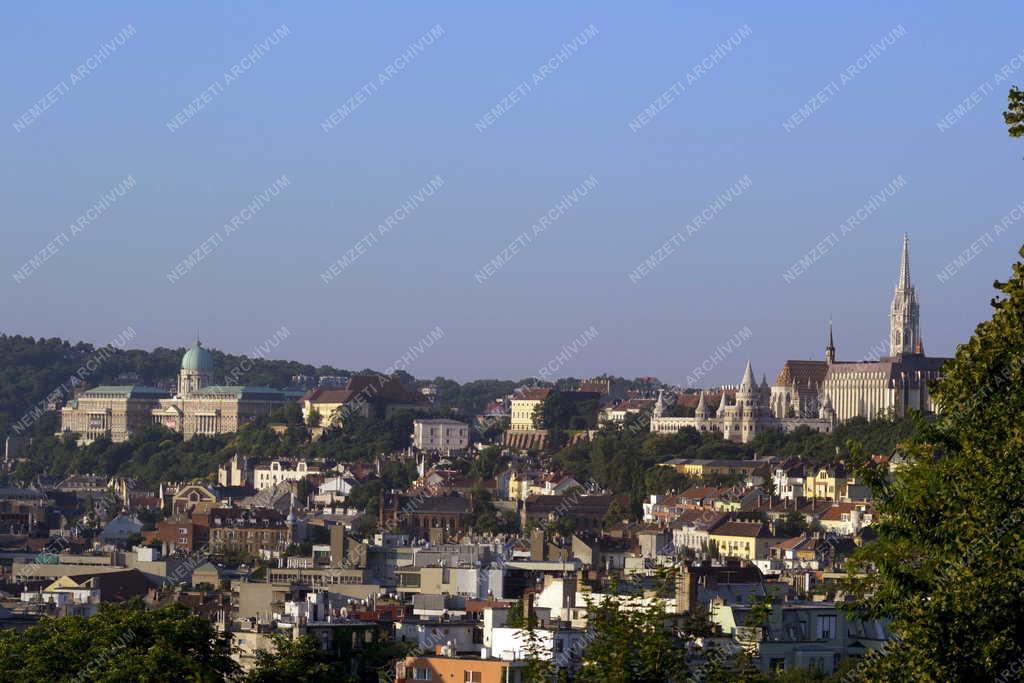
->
[330,525,346,568]
[675,563,698,614]
[530,528,546,561]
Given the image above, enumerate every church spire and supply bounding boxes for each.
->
[890,233,921,356]
[898,232,911,290]
[825,318,836,364]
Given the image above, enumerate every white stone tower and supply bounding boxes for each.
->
[889,233,921,357]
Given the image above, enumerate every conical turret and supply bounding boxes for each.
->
[717,390,729,415]
[738,361,756,397]
[694,390,710,418]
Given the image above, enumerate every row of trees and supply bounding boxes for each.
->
[0,600,407,682]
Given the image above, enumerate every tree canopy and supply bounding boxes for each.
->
[0,601,238,682]
[847,246,1024,681]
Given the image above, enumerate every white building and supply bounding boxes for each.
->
[652,235,947,443]
[650,362,835,444]
[253,460,321,490]
[774,235,947,423]
[413,419,469,452]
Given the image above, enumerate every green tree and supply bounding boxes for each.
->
[246,634,354,683]
[0,600,238,682]
[575,574,691,683]
[1005,85,1024,137]
[519,609,556,683]
[847,246,1024,681]
[305,407,322,428]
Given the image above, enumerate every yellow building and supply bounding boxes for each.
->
[509,388,550,431]
[659,458,765,479]
[300,376,428,426]
[708,519,774,560]
[507,470,538,501]
[806,466,848,501]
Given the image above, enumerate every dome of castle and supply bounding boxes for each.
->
[181,341,215,373]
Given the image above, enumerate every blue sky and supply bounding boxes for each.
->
[3,1,1022,384]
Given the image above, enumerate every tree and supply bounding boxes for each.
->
[0,600,239,682]
[1005,85,1024,137]
[305,407,321,428]
[773,510,808,538]
[575,574,692,683]
[846,246,1024,681]
[518,609,556,683]
[246,634,354,683]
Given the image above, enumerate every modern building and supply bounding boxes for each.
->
[711,598,889,675]
[413,419,469,452]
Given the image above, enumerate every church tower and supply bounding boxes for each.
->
[825,319,836,364]
[889,233,921,357]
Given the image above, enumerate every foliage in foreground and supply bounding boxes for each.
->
[847,245,1024,681]
[0,601,238,682]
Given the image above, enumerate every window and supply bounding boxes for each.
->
[816,614,837,640]
[464,672,482,683]
[413,668,432,681]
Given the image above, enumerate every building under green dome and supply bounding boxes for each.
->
[181,341,215,373]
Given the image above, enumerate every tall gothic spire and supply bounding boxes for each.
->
[890,233,921,356]
[898,232,911,290]
[825,318,836,364]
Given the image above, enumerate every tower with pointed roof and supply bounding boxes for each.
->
[890,233,921,356]
[694,390,711,419]
[825,319,836,364]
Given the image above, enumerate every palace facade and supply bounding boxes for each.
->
[60,341,288,443]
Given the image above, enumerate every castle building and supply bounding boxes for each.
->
[60,340,288,443]
[773,234,947,422]
[650,361,835,444]
[651,234,947,443]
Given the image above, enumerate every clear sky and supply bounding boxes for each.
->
[3,1,1022,385]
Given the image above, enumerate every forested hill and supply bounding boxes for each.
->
[0,333,611,440]
[0,333,354,439]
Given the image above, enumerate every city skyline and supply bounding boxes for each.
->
[4,3,1021,384]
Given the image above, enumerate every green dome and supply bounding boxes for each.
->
[181,341,215,372]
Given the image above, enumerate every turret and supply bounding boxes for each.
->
[694,390,710,419]
[819,391,835,421]
[653,390,666,418]
[825,319,836,364]
[717,391,729,415]
[737,361,757,400]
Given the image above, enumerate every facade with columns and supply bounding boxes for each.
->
[61,340,287,443]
